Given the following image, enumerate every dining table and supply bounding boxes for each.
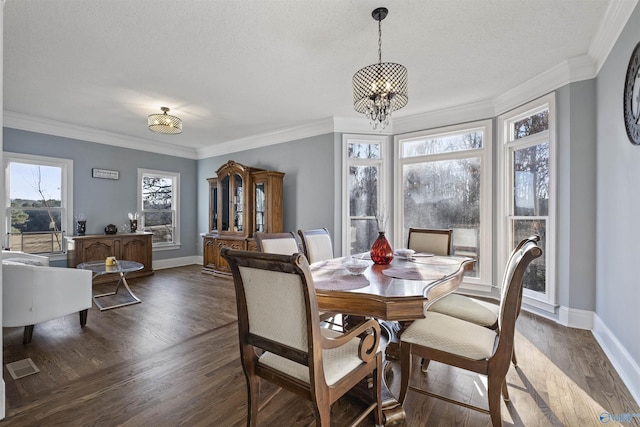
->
[310,252,475,427]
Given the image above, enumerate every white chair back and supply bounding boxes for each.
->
[407,228,452,255]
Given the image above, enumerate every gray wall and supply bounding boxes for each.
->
[596,4,640,366]
[3,128,199,262]
[197,133,337,253]
[555,81,598,312]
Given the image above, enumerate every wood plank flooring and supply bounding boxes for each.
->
[2,265,638,426]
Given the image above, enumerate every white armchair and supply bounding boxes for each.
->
[2,251,93,344]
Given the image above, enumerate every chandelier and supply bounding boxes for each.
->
[148,107,182,134]
[352,7,408,131]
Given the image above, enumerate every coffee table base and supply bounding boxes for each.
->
[93,273,141,311]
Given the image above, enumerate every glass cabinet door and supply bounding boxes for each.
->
[255,182,265,232]
[221,175,230,232]
[209,180,218,232]
[233,173,244,232]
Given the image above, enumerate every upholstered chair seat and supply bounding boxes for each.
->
[259,328,370,386]
[428,293,499,328]
[401,312,497,360]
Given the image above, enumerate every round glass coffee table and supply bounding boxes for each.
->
[77,260,144,311]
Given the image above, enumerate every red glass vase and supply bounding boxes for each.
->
[370,231,394,265]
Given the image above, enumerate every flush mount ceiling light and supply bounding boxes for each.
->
[353,7,408,131]
[148,107,182,134]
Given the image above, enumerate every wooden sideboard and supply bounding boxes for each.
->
[67,232,154,284]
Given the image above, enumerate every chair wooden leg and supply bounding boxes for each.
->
[502,379,510,402]
[314,403,331,427]
[22,325,34,345]
[511,347,518,367]
[399,342,412,404]
[246,375,260,427]
[373,355,383,426]
[79,309,88,327]
[420,357,431,373]
[487,374,504,427]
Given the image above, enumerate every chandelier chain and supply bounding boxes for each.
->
[378,18,382,64]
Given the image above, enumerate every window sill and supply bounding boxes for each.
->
[152,243,182,252]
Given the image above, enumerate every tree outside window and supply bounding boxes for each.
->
[5,158,68,254]
[139,170,180,247]
[344,136,386,255]
[396,122,492,286]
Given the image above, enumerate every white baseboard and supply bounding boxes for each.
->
[152,256,201,270]
[592,314,640,407]
[558,306,594,330]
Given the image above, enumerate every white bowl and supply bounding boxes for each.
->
[344,258,369,275]
[395,248,416,259]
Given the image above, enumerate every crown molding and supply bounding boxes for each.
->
[589,0,639,73]
[196,117,336,159]
[493,60,566,116]
[3,110,199,159]
[392,100,496,136]
[333,116,395,135]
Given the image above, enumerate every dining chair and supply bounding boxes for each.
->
[254,231,299,255]
[257,230,342,330]
[297,227,345,330]
[297,228,334,263]
[427,235,539,367]
[220,248,383,427]
[398,236,542,427]
[407,228,453,255]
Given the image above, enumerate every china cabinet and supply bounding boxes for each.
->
[203,160,284,276]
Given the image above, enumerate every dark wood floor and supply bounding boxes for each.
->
[2,265,638,426]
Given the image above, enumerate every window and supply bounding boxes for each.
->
[498,94,556,311]
[138,169,180,249]
[395,120,492,288]
[4,152,73,255]
[342,134,389,256]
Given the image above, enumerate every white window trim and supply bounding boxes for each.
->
[137,168,181,250]
[497,93,557,312]
[3,152,73,260]
[394,120,493,290]
[341,134,391,256]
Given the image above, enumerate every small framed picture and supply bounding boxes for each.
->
[92,168,119,180]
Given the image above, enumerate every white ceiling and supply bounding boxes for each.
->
[2,0,635,159]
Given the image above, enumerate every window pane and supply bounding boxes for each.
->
[9,209,63,253]
[512,219,546,293]
[402,131,482,158]
[8,162,64,254]
[513,110,548,140]
[145,211,174,244]
[349,166,378,217]
[348,143,380,159]
[403,158,481,277]
[142,177,173,209]
[9,163,61,202]
[349,218,378,254]
[513,142,549,216]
